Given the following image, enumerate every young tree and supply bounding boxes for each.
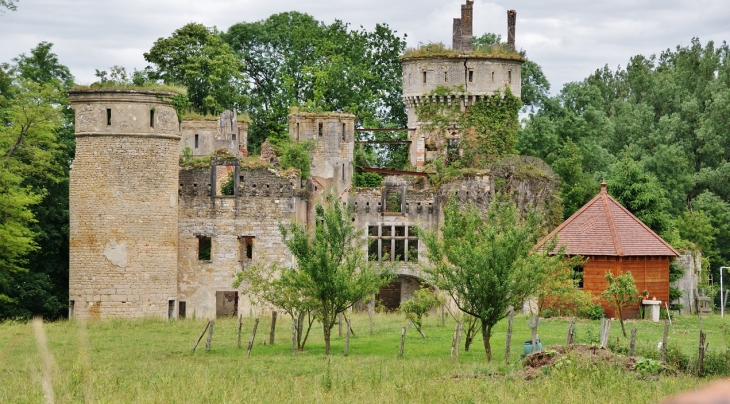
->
[280,194,393,354]
[601,271,639,337]
[233,265,318,351]
[423,199,575,361]
[399,288,442,338]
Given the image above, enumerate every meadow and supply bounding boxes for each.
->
[1,312,728,403]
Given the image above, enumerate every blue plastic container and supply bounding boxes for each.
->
[523,339,543,355]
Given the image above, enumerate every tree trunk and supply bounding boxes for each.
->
[618,307,627,337]
[481,320,492,361]
[323,318,332,355]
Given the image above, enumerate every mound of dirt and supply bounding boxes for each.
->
[520,344,637,379]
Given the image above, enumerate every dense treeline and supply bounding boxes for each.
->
[1,6,729,319]
[519,38,730,278]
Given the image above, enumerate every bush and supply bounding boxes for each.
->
[278,140,314,179]
[585,304,604,320]
[220,171,234,195]
[353,171,382,187]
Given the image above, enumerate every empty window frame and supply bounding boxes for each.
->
[197,236,211,261]
[168,299,175,319]
[194,134,199,149]
[341,123,346,141]
[178,301,186,319]
[232,133,236,141]
[239,236,254,261]
[318,122,323,137]
[150,109,155,128]
[468,69,474,83]
[106,108,112,126]
[367,224,418,262]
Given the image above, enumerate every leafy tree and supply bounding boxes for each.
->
[277,140,314,179]
[233,265,318,351]
[0,0,18,12]
[279,194,394,354]
[224,12,407,152]
[422,198,574,361]
[601,272,639,337]
[144,23,247,115]
[399,288,443,338]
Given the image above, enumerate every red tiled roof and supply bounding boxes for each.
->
[537,182,678,257]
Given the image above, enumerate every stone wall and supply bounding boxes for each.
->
[180,110,243,156]
[69,89,180,319]
[177,167,302,319]
[673,251,701,314]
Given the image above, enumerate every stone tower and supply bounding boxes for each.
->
[68,89,181,319]
[403,3,523,169]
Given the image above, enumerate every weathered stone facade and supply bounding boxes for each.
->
[68,2,557,319]
[69,89,180,319]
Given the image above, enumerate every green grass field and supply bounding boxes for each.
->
[1,312,727,403]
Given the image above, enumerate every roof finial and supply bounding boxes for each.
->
[600,179,607,194]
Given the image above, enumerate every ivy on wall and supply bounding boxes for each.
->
[415,85,521,168]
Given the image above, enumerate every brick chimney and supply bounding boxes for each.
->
[460,1,474,52]
[452,18,463,51]
[507,10,516,51]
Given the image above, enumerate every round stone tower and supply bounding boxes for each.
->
[402,2,523,169]
[68,89,181,319]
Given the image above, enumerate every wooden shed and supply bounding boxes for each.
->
[539,182,678,319]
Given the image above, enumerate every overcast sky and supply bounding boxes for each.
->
[1,0,729,94]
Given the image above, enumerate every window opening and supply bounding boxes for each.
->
[178,301,186,319]
[197,236,211,261]
[232,133,236,141]
[168,299,175,319]
[367,224,419,262]
[423,71,427,84]
[318,122,323,136]
[444,71,448,82]
[491,72,495,82]
[239,236,254,261]
[573,264,584,289]
[468,70,474,83]
[342,123,346,141]
[296,123,300,141]
[194,134,199,149]
[342,164,345,182]
[69,300,75,318]
[106,109,112,126]
[508,70,512,83]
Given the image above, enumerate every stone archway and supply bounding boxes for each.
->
[376,274,425,311]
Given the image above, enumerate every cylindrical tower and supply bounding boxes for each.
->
[68,89,181,319]
[402,2,524,170]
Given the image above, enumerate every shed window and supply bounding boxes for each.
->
[573,265,584,289]
[197,236,211,261]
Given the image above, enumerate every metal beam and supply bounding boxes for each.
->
[355,128,414,132]
[356,167,429,178]
[355,141,411,145]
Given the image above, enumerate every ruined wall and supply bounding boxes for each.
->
[180,110,242,156]
[69,89,180,319]
[673,251,701,314]
[177,167,302,319]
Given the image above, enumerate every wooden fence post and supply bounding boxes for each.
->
[246,318,260,357]
[698,330,707,377]
[661,320,669,362]
[291,318,297,355]
[338,313,343,337]
[455,322,462,361]
[191,320,211,353]
[566,317,576,345]
[269,311,278,345]
[237,315,243,349]
[399,326,406,357]
[599,318,611,348]
[629,328,637,356]
[505,306,514,362]
[344,317,351,356]
[205,319,215,351]
[528,315,539,352]
[369,296,375,335]
[450,323,459,361]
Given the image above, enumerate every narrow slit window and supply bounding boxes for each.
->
[197,236,211,261]
[150,109,155,128]
[194,134,199,149]
[341,123,346,141]
[342,164,345,181]
[468,70,474,83]
[239,236,254,261]
[508,70,512,83]
[318,122,323,136]
[232,133,236,141]
[106,109,112,126]
[296,123,300,141]
[491,72,495,82]
[444,71,448,82]
[423,71,427,84]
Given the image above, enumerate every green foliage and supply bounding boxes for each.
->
[601,272,639,337]
[633,358,663,377]
[401,41,523,60]
[220,171,235,196]
[279,194,394,354]
[352,171,382,187]
[415,88,521,168]
[422,198,572,360]
[224,13,407,151]
[586,304,605,320]
[144,23,247,115]
[399,288,443,337]
[277,140,314,179]
[179,146,211,169]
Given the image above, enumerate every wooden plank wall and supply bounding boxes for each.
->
[583,256,670,319]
